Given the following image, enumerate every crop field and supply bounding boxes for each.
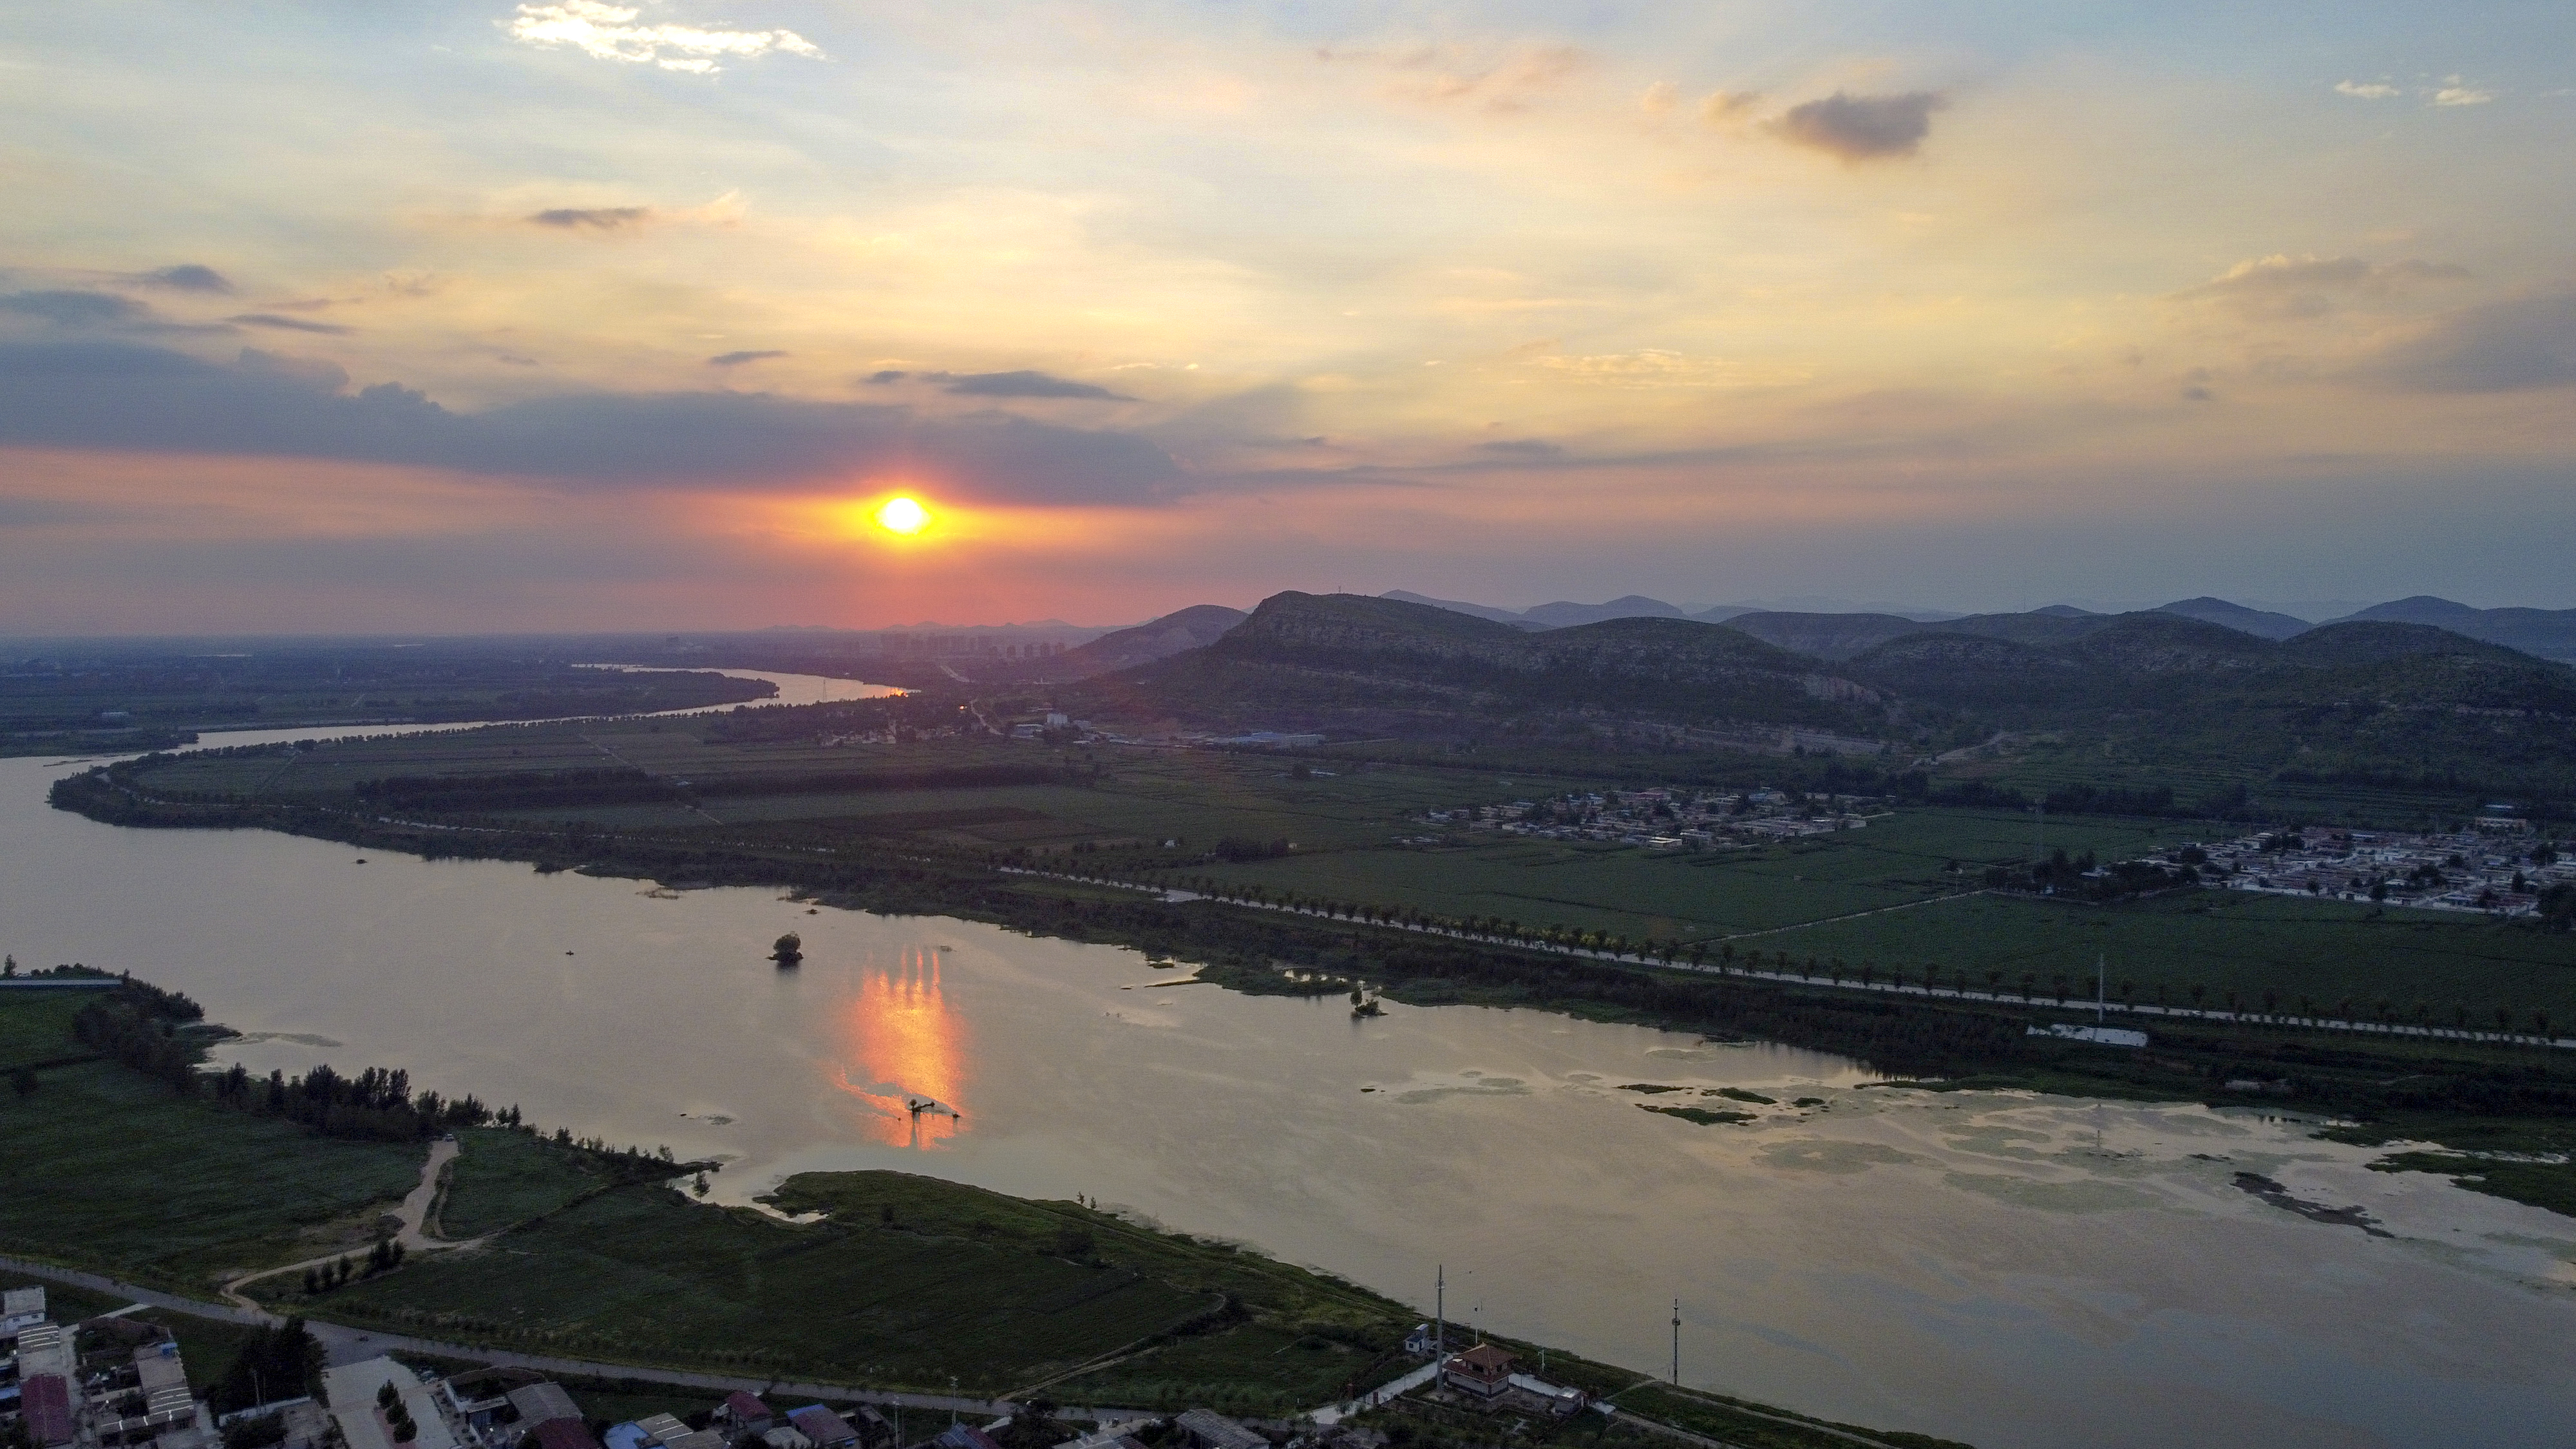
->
[1189,809,2206,942]
[0,998,425,1289]
[1750,890,2576,1024]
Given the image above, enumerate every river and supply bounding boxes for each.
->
[3,671,2571,1448]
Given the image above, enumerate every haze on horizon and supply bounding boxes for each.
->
[3,1,2573,634]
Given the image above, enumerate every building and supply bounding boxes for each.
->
[930,1426,999,1449]
[1438,1346,1587,1417]
[1172,1409,1266,1449]
[1439,1344,1517,1401]
[511,1386,585,1432]
[21,1374,74,1449]
[714,1394,774,1441]
[1,1285,45,1336]
[531,1423,604,1449]
[784,1406,860,1449]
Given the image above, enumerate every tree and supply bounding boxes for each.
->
[211,1318,321,1413]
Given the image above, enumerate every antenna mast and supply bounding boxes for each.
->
[1671,1298,1681,1385]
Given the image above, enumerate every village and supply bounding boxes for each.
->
[1423,786,1882,850]
[2171,823,2571,918]
[3,1285,1601,1449]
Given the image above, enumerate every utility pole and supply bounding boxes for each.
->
[2097,952,2107,1023]
[1435,1264,1445,1356]
[1671,1298,1681,1385]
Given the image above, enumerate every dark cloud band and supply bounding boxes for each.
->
[0,341,1188,505]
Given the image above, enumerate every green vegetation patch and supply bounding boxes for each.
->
[0,999,425,1289]
[294,1179,1216,1393]
[2367,1151,2576,1218]
[437,1126,616,1237]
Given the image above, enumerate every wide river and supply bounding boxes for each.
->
[5,672,2571,1448]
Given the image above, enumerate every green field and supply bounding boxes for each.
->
[1189,808,2201,941]
[284,1163,1389,1408]
[437,1126,619,1237]
[1748,889,2576,1024]
[0,993,427,1289]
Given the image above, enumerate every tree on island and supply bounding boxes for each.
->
[771,933,803,965]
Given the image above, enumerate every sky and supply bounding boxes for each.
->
[4,1,2573,632]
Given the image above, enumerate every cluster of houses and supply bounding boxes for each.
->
[8,1281,1598,1449]
[0,1287,269,1449]
[1426,786,1879,850]
[2167,826,2570,917]
[316,1362,909,1449]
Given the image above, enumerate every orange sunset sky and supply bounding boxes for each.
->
[4,2,2573,631]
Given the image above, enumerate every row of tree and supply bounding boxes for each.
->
[204,1059,518,1141]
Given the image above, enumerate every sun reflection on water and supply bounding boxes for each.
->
[829,947,968,1148]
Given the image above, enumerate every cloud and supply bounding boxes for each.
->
[938,370,1131,401]
[502,1,823,75]
[0,341,1187,504]
[1770,90,1946,161]
[1479,439,1563,459]
[1528,348,1806,388]
[2371,292,2576,392]
[2334,80,2400,100]
[1,290,153,327]
[1315,42,1587,114]
[527,205,653,230]
[2170,254,2468,320]
[707,350,787,366]
[864,369,908,384]
[229,313,355,335]
[1701,90,1761,124]
[2431,85,2495,107]
[130,264,234,293]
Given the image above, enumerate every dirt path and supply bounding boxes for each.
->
[218,1138,478,1309]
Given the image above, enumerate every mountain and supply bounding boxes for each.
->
[2153,596,2313,641]
[1035,604,1247,677]
[1379,591,1543,627]
[1377,591,1692,629]
[1072,592,1885,741]
[1519,596,1688,628]
[2333,596,2576,662]
[1718,612,1933,661]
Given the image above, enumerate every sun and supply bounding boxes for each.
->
[873,496,931,535]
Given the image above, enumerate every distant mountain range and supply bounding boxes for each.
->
[1374,590,2576,661]
[1048,591,2576,804]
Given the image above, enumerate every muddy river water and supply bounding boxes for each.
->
[4,674,2571,1448]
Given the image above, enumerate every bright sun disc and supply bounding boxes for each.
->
[873,497,930,535]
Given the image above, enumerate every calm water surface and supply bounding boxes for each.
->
[4,676,2572,1448]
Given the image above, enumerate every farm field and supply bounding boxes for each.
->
[0,994,426,1290]
[1750,891,2576,1025]
[1189,809,2207,942]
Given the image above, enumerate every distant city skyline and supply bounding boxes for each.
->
[5,3,2573,631]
